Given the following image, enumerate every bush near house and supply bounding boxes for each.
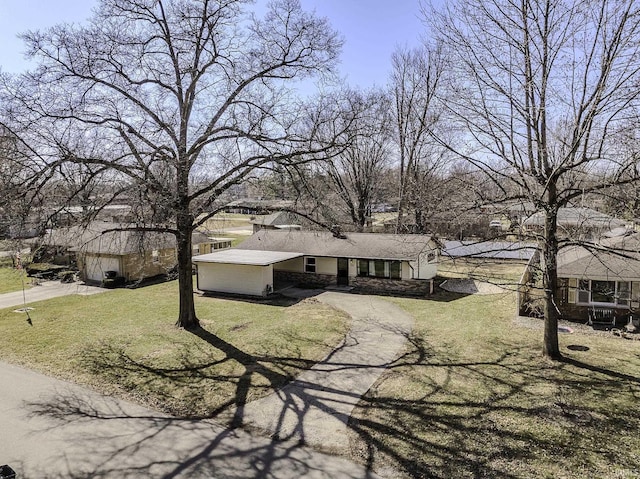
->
[25,262,68,279]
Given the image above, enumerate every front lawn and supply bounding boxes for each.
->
[347,280,640,477]
[0,280,349,418]
[0,266,30,294]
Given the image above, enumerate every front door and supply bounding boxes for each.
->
[337,257,349,286]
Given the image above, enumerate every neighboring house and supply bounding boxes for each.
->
[444,240,536,261]
[383,208,489,239]
[192,233,233,255]
[522,207,625,240]
[249,211,303,233]
[72,230,177,284]
[27,221,119,265]
[193,230,441,297]
[556,231,640,324]
[29,221,222,284]
[224,199,295,215]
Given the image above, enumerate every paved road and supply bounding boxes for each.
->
[0,280,106,310]
[238,291,415,453]
[0,361,381,479]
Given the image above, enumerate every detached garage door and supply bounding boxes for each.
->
[85,255,120,282]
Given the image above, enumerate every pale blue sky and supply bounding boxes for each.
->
[0,0,426,89]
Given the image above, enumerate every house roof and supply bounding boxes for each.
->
[557,233,640,281]
[35,221,210,253]
[444,240,536,260]
[192,249,303,266]
[30,222,123,249]
[249,211,301,227]
[523,207,625,230]
[70,230,176,255]
[238,230,437,261]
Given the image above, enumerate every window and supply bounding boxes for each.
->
[304,257,316,273]
[357,259,401,279]
[152,249,160,264]
[578,279,590,304]
[389,261,401,279]
[373,260,386,277]
[591,280,616,303]
[193,245,200,255]
[357,259,369,277]
[618,281,631,306]
[576,279,630,306]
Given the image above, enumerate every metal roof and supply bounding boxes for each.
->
[444,240,536,260]
[192,249,303,266]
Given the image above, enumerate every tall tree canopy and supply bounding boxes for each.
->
[5,0,346,328]
[429,0,640,358]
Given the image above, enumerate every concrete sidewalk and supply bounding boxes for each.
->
[0,361,381,479]
[0,280,106,310]
[238,291,415,453]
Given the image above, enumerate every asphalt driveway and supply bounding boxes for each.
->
[0,280,106,310]
[0,361,381,478]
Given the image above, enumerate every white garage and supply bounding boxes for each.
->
[193,249,303,297]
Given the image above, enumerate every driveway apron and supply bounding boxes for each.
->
[0,280,106,310]
[238,291,415,452]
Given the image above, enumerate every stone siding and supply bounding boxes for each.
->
[274,270,433,296]
[274,270,336,288]
[350,276,433,296]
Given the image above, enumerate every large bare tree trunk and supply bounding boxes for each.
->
[175,215,198,329]
[6,0,346,330]
[542,193,561,359]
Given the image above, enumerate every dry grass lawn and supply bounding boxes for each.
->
[347,260,640,478]
[0,266,30,294]
[0,280,348,418]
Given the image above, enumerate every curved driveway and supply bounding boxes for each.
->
[238,291,415,453]
[1,290,413,478]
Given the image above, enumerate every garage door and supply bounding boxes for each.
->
[85,256,120,282]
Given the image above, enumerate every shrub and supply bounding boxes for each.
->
[101,276,126,289]
[25,263,67,279]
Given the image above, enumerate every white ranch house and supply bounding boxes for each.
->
[193,230,440,297]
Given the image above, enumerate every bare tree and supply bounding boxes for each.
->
[428,0,640,359]
[320,89,392,231]
[6,0,345,329]
[391,45,450,233]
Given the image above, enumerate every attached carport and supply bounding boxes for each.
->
[193,249,304,297]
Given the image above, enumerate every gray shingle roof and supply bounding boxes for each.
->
[70,230,176,255]
[249,211,300,226]
[557,233,640,281]
[238,230,437,260]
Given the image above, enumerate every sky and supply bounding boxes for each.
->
[0,0,426,89]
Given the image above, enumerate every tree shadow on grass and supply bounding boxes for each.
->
[22,322,640,479]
